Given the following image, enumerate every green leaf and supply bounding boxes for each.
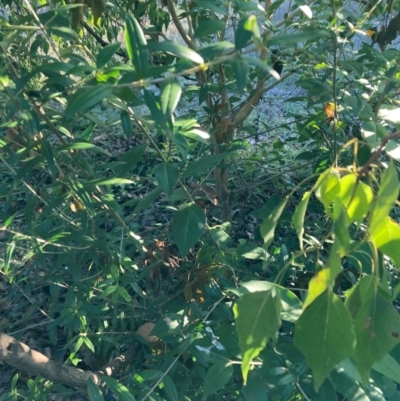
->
[160,79,181,123]
[87,378,105,401]
[103,377,136,401]
[209,226,232,249]
[194,19,225,38]
[302,269,334,310]
[242,375,268,401]
[120,110,132,138]
[314,379,338,401]
[333,206,351,256]
[269,29,331,45]
[345,275,376,319]
[369,216,400,266]
[384,139,400,162]
[361,121,380,148]
[372,353,400,384]
[144,90,166,132]
[171,203,206,257]
[163,375,178,401]
[117,286,132,302]
[354,292,400,382]
[58,141,111,156]
[133,187,163,214]
[299,5,313,19]
[202,361,233,400]
[292,191,311,250]
[235,15,259,51]
[378,104,400,128]
[82,336,95,353]
[338,174,373,224]
[230,57,249,92]
[148,41,204,64]
[115,144,147,177]
[244,56,280,80]
[331,366,368,401]
[65,85,113,118]
[233,280,302,323]
[315,168,340,216]
[96,42,121,69]
[294,292,355,391]
[84,178,134,186]
[192,0,228,15]
[370,161,399,233]
[39,138,57,177]
[3,242,15,274]
[233,289,281,384]
[125,14,148,78]
[260,197,289,249]
[197,41,234,61]
[153,162,179,197]
[180,128,210,144]
[241,247,269,261]
[182,153,226,178]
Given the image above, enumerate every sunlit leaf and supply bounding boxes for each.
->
[378,104,400,128]
[369,216,400,266]
[370,161,399,232]
[299,5,312,19]
[125,14,148,78]
[148,41,204,64]
[303,269,334,309]
[338,174,373,224]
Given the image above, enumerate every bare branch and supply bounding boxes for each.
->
[0,332,138,390]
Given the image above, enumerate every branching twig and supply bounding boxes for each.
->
[357,131,400,177]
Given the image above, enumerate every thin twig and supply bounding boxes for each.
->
[140,354,180,401]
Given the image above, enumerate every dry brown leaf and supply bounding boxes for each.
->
[136,322,158,345]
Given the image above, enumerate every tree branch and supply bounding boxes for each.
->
[0,332,138,390]
[166,0,197,50]
[82,21,127,58]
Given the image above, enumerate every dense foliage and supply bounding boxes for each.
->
[1,0,400,400]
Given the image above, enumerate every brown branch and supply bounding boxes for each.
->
[166,0,197,50]
[231,71,293,128]
[358,131,400,177]
[0,332,138,390]
[82,21,127,58]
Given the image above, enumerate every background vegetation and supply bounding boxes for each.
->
[1,0,400,400]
